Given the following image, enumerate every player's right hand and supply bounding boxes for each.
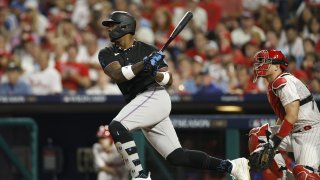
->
[143,51,165,75]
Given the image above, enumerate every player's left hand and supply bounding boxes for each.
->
[248,142,276,170]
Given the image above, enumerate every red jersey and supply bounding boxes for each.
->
[56,61,89,90]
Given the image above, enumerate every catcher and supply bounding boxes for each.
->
[248,49,320,179]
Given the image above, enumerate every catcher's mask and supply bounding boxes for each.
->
[102,11,136,42]
[253,49,288,82]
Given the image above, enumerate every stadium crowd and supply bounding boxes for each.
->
[0,0,320,96]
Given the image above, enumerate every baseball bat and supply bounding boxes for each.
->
[160,11,193,52]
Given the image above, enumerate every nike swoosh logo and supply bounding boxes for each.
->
[114,53,120,56]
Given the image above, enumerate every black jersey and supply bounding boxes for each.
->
[98,41,167,103]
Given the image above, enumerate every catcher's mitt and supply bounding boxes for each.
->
[248,143,276,170]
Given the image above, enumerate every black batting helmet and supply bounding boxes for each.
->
[102,11,136,42]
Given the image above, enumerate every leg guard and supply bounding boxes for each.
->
[269,154,287,178]
[108,121,144,178]
[293,164,320,180]
[262,168,278,180]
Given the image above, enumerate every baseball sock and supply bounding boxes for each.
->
[167,148,233,173]
[108,121,147,178]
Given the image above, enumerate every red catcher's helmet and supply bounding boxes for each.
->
[253,49,288,82]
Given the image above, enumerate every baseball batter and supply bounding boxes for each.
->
[249,49,320,179]
[98,11,250,180]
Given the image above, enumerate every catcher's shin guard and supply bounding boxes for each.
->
[262,168,278,180]
[269,159,285,178]
[293,164,320,180]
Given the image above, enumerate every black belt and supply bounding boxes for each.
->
[300,94,313,106]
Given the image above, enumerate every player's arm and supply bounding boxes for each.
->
[271,100,299,148]
[155,67,173,87]
[100,165,117,175]
[275,100,299,139]
[269,77,300,148]
[283,100,299,125]
[104,61,145,83]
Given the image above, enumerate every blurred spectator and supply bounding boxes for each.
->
[71,0,90,29]
[309,78,320,93]
[0,51,11,78]
[270,15,284,40]
[129,2,154,45]
[140,0,157,21]
[196,70,223,94]
[287,55,308,84]
[128,2,151,29]
[186,31,210,60]
[214,0,242,18]
[237,40,260,67]
[231,11,266,48]
[22,1,49,37]
[167,71,188,95]
[114,0,130,11]
[204,41,229,93]
[302,52,319,79]
[152,7,177,49]
[173,0,207,42]
[310,62,320,93]
[0,61,32,95]
[204,40,219,61]
[297,6,313,35]
[177,54,197,94]
[92,125,128,180]
[89,1,113,37]
[242,0,269,12]
[77,32,101,82]
[55,44,91,94]
[86,70,121,95]
[13,33,40,74]
[48,40,68,67]
[199,0,221,32]
[257,4,278,33]
[56,18,81,46]
[229,65,260,95]
[303,17,320,43]
[215,23,232,54]
[46,0,72,25]
[0,35,10,55]
[278,23,305,68]
[264,30,279,50]
[28,50,62,95]
[303,38,317,53]
[0,2,19,37]
[95,2,113,48]
[311,62,320,80]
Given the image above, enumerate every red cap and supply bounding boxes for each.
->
[96,125,112,139]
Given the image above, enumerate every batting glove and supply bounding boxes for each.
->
[143,51,165,76]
